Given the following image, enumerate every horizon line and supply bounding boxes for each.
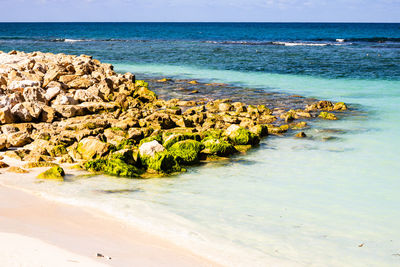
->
[0,21,400,24]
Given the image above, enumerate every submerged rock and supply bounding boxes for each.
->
[37,166,65,180]
[295,132,307,138]
[318,112,338,120]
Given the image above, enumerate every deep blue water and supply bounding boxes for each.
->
[0,22,399,80]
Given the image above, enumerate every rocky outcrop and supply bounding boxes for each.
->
[0,50,349,179]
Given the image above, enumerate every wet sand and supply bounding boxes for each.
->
[0,184,220,267]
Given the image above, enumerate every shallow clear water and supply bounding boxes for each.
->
[1,23,400,266]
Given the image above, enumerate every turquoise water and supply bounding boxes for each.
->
[1,23,400,266]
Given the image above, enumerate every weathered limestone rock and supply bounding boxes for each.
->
[139,140,165,157]
[67,77,95,89]
[8,80,40,90]
[77,137,111,160]
[0,136,7,150]
[44,85,61,101]
[7,166,29,173]
[22,86,47,103]
[0,107,14,124]
[7,131,32,147]
[11,103,33,122]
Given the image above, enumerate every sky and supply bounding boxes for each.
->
[0,0,399,22]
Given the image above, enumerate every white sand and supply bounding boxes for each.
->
[0,184,220,267]
[0,232,110,267]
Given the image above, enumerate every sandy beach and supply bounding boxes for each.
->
[0,184,220,267]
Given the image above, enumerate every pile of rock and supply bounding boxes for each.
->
[0,50,348,179]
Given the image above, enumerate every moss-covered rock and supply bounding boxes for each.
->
[115,139,135,150]
[163,133,201,149]
[333,102,347,111]
[141,151,182,174]
[169,140,204,165]
[234,145,252,153]
[249,124,268,137]
[110,149,141,167]
[37,166,65,180]
[201,129,224,140]
[318,112,338,120]
[202,138,237,157]
[135,80,149,88]
[77,137,111,160]
[268,124,289,134]
[84,158,140,178]
[226,126,260,146]
[134,86,157,103]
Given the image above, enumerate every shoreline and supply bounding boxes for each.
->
[0,183,221,267]
[0,50,349,266]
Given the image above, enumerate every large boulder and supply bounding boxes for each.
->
[37,166,65,180]
[84,158,140,178]
[225,125,260,146]
[144,112,175,129]
[8,80,40,90]
[141,151,182,174]
[67,77,95,89]
[77,137,111,160]
[163,133,201,149]
[0,107,15,124]
[42,67,64,87]
[169,140,204,165]
[139,140,165,157]
[202,138,237,157]
[74,89,102,102]
[22,86,47,103]
[0,135,7,150]
[44,85,61,101]
[0,93,24,108]
[7,131,32,147]
[11,103,35,122]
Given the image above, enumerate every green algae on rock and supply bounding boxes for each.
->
[163,133,201,149]
[141,151,183,174]
[318,112,338,120]
[37,166,65,180]
[169,140,204,165]
[202,138,237,157]
[225,125,260,146]
[84,158,141,178]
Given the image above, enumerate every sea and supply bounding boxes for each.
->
[0,23,400,266]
